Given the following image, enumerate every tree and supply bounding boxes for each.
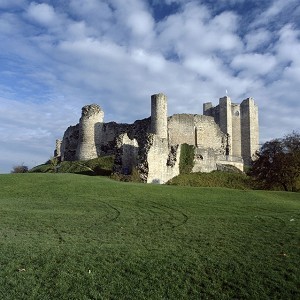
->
[249,132,300,191]
[49,156,59,173]
[11,164,29,173]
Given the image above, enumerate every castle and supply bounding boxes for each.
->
[55,93,259,183]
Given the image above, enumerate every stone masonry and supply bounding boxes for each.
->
[55,93,259,183]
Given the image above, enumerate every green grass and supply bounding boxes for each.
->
[0,174,299,299]
[168,170,255,190]
[30,156,114,176]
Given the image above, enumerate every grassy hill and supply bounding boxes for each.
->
[30,156,114,176]
[0,174,299,299]
[167,170,255,190]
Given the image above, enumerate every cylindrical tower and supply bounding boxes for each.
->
[151,93,168,139]
[76,104,104,161]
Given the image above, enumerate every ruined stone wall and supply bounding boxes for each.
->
[114,133,139,174]
[100,118,151,155]
[194,115,227,151]
[60,124,79,161]
[192,148,219,173]
[146,135,181,184]
[168,114,195,146]
[168,114,226,151]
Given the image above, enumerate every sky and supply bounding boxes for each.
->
[0,0,300,173]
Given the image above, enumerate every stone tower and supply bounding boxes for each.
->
[54,139,62,157]
[219,96,233,155]
[203,96,259,165]
[231,103,242,158]
[76,104,104,161]
[151,93,168,139]
[240,98,259,165]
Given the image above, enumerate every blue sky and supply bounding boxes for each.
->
[0,0,300,173]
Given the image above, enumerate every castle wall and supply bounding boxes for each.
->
[168,114,195,146]
[193,148,219,173]
[146,135,180,184]
[194,115,226,151]
[116,133,139,174]
[100,118,151,155]
[60,124,79,161]
[168,114,226,151]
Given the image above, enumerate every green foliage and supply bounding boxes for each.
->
[111,167,142,183]
[49,156,59,172]
[249,131,300,192]
[179,143,195,174]
[30,156,114,176]
[167,171,255,189]
[0,174,299,299]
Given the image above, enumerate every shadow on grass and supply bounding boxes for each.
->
[75,168,112,177]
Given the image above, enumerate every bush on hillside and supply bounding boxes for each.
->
[30,156,114,176]
[167,171,255,190]
[111,167,142,183]
[11,165,29,173]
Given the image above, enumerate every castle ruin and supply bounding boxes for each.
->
[55,93,259,183]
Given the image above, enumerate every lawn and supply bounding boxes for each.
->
[0,174,299,299]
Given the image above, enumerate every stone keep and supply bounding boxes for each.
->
[56,93,259,183]
[203,96,259,165]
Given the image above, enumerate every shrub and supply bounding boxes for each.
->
[111,167,142,183]
[167,171,254,190]
[179,144,195,174]
[11,165,29,173]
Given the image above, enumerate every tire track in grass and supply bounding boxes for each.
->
[127,201,190,252]
[51,201,121,244]
[100,201,121,223]
[253,207,288,227]
[150,201,189,229]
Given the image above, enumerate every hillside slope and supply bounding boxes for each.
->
[0,174,299,299]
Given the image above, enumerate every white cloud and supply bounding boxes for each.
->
[26,2,58,26]
[276,25,300,65]
[0,0,299,173]
[231,53,277,76]
[245,29,272,51]
[127,11,155,37]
